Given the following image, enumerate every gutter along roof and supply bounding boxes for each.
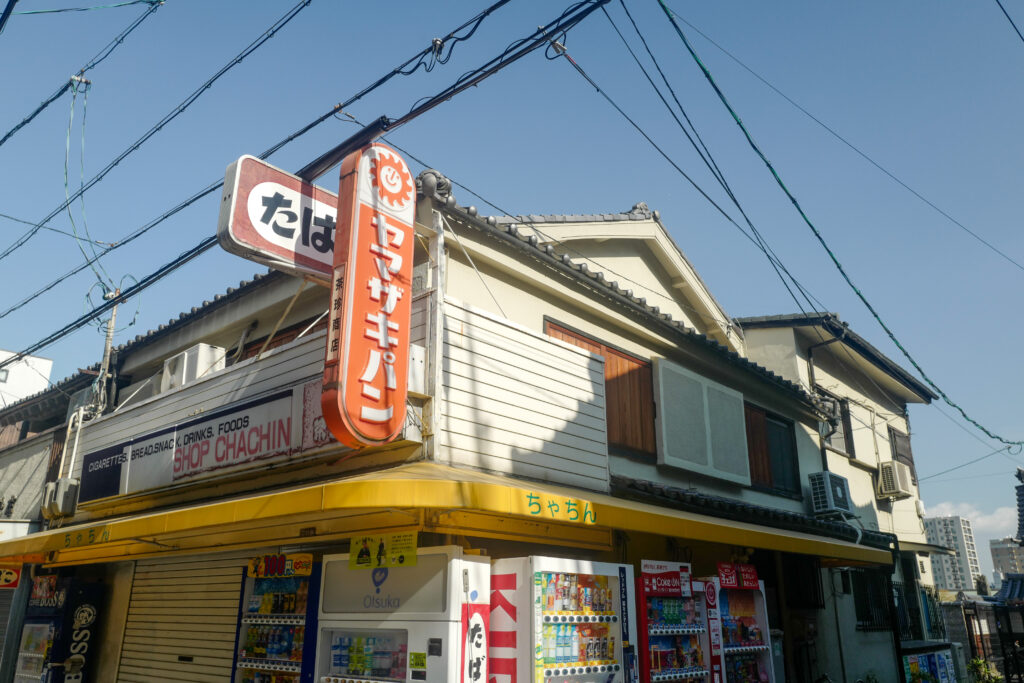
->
[440,200,825,418]
[736,312,937,403]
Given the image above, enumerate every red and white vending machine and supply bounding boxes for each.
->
[702,564,774,683]
[489,555,639,683]
[314,545,490,683]
[636,560,709,682]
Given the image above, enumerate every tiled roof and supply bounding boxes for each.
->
[443,202,823,416]
[995,572,1024,604]
[0,270,283,425]
[736,312,937,402]
[612,475,894,551]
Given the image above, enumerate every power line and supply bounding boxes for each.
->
[0,0,312,265]
[0,0,520,324]
[600,1,825,319]
[0,0,609,372]
[995,0,1024,46]
[666,4,1024,276]
[656,0,1023,449]
[14,0,157,14]
[0,0,160,149]
[0,211,107,244]
[918,445,1012,483]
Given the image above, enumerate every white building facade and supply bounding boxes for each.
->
[925,515,981,591]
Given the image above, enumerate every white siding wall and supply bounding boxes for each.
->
[70,332,327,482]
[0,431,54,519]
[440,298,610,492]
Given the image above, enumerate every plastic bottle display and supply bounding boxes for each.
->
[538,572,613,614]
[246,577,309,615]
[326,632,407,680]
[646,596,706,676]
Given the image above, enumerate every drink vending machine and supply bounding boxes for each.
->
[314,545,490,683]
[702,564,774,683]
[636,560,709,682]
[232,553,322,683]
[13,576,105,683]
[489,555,639,683]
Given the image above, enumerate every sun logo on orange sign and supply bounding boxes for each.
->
[370,151,413,209]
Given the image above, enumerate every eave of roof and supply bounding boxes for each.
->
[611,474,894,552]
[445,205,824,418]
[736,312,937,403]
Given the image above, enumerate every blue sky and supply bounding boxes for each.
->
[1,0,1022,576]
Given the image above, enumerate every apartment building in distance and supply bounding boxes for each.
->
[991,536,1024,587]
[925,515,981,591]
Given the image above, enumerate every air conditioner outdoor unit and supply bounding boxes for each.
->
[159,343,225,392]
[877,461,914,500]
[809,471,853,516]
[41,478,79,519]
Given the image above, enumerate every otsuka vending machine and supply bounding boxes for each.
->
[314,544,490,683]
[702,564,775,683]
[636,560,709,682]
[489,555,639,683]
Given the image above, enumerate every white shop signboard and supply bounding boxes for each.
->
[78,380,334,503]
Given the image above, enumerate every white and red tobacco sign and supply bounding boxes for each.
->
[322,143,415,447]
[218,155,337,283]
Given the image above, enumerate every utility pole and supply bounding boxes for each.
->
[0,0,19,36]
[95,288,119,415]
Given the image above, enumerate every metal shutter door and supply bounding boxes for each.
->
[117,550,261,683]
[0,589,14,654]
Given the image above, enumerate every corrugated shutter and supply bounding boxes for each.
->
[118,550,259,683]
[0,589,14,651]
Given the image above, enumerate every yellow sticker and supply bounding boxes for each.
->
[349,532,418,569]
[409,652,427,669]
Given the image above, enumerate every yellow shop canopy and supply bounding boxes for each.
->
[0,463,892,566]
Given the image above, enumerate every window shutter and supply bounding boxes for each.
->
[545,321,656,457]
[654,358,750,486]
[889,426,916,482]
[744,404,772,487]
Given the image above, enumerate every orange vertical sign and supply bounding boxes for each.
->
[322,143,416,448]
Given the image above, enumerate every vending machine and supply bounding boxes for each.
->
[232,553,322,683]
[636,560,709,682]
[314,545,490,683]
[489,555,639,683]
[13,576,105,683]
[702,565,774,683]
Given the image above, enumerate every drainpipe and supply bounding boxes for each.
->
[807,332,844,472]
[887,536,908,683]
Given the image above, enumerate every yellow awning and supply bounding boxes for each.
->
[1,463,891,566]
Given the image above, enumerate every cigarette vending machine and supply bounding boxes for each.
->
[314,545,490,683]
[636,560,709,682]
[489,555,639,683]
[233,553,322,683]
[702,565,774,683]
